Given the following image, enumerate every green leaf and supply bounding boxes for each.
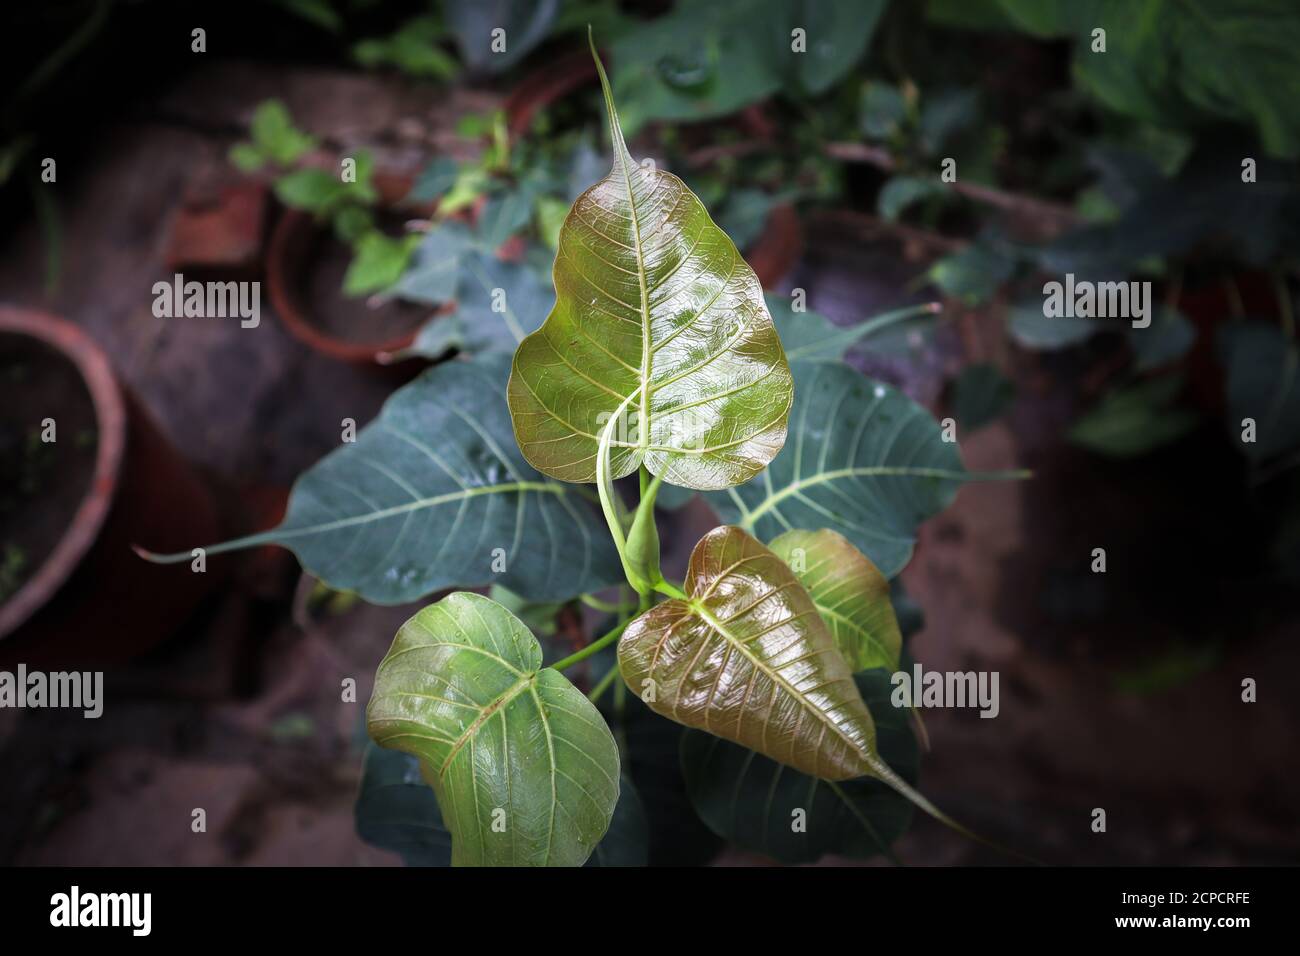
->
[617,525,889,780]
[608,4,782,133]
[507,37,793,491]
[860,82,907,140]
[952,362,1015,431]
[928,243,1015,305]
[776,0,886,96]
[768,528,902,672]
[535,195,569,249]
[918,88,981,155]
[478,184,538,249]
[368,592,620,866]
[1068,375,1198,458]
[709,361,1001,578]
[408,156,461,202]
[356,743,648,867]
[445,0,559,73]
[138,356,622,603]
[1006,299,1098,350]
[249,99,317,166]
[996,0,1300,158]
[680,668,918,863]
[767,293,941,362]
[274,168,348,216]
[228,142,266,173]
[1218,321,1300,462]
[353,16,458,80]
[354,743,453,866]
[716,188,776,250]
[878,175,945,221]
[342,231,420,296]
[393,221,477,305]
[1129,305,1196,371]
[407,248,550,358]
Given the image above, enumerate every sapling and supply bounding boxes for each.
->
[145,30,1027,866]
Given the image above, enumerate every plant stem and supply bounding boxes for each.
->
[653,579,688,600]
[586,663,621,703]
[579,593,637,614]
[549,619,630,672]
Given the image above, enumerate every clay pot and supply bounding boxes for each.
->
[266,170,440,365]
[0,307,223,668]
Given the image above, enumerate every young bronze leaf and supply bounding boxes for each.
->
[617,525,881,780]
[506,33,793,492]
[768,528,902,672]
[367,592,620,866]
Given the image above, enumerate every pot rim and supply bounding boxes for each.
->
[0,306,126,640]
[266,208,427,363]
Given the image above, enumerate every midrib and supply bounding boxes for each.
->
[689,600,869,768]
[618,153,652,452]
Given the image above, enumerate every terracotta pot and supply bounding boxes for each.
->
[0,307,223,668]
[266,170,447,365]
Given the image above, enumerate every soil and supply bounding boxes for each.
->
[297,216,431,346]
[0,334,99,604]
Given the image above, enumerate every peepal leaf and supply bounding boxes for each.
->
[766,293,941,363]
[355,744,647,867]
[710,361,1019,578]
[617,525,886,781]
[681,668,918,863]
[507,36,793,491]
[368,592,619,866]
[138,356,621,603]
[769,528,901,672]
[1219,320,1300,463]
[407,250,551,359]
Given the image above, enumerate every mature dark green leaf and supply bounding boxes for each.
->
[1219,320,1300,462]
[618,526,887,780]
[595,672,724,865]
[772,0,886,96]
[445,0,558,72]
[952,362,1015,431]
[139,356,621,603]
[709,361,990,578]
[928,243,1015,305]
[769,528,902,672]
[1039,150,1300,274]
[354,743,453,867]
[680,668,918,863]
[608,5,780,134]
[394,221,477,305]
[997,0,1300,158]
[1069,375,1198,457]
[878,175,945,221]
[861,82,907,140]
[1006,300,1098,350]
[407,249,551,359]
[1129,306,1196,371]
[368,592,619,866]
[508,41,793,491]
[767,294,941,363]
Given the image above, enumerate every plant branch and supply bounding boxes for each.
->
[825,141,1079,227]
[550,619,630,672]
